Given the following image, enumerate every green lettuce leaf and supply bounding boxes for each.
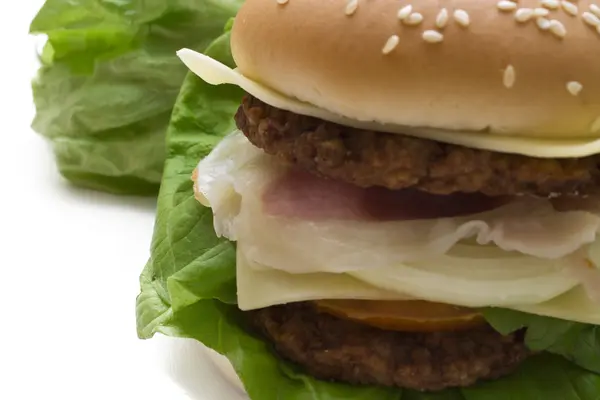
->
[136,29,600,400]
[483,308,600,374]
[30,0,243,195]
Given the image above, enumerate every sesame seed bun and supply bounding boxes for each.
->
[230,0,600,139]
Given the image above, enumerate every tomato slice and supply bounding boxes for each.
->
[314,299,485,332]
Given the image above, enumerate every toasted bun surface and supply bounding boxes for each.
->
[230,0,600,139]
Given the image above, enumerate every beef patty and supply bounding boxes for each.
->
[248,302,530,391]
[235,94,600,197]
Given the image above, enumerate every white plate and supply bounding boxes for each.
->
[157,335,248,400]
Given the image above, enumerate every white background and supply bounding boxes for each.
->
[0,3,228,399]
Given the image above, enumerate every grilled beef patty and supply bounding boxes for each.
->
[235,94,600,197]
[248,302,530,391]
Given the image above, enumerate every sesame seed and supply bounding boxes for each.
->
[454,9,471,26]
[533,7,550,16]
[436,8,449,28]
[591,4,600,18]
[345,0,359,15]
[537,17,551,30]
[561,1,579,16]
[276,0,289,5]
[422,30,444,43]
[591,116,600,133]
[503,65,516,88]
[541,0,560,9]
[566,81,583,96]
[549,19,567,37]
[397,5,413,20]
[515,8,534,22]
[382,35,400,54]
[583,11,600,26]
[497,0,518,11]
[404,12,424,25]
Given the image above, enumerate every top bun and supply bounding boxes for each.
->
[230,0,600,139]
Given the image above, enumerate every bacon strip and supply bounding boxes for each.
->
[262,169,510,221]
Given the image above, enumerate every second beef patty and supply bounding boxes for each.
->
[248,302,530,391]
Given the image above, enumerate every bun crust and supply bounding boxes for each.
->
[231,0,600,138]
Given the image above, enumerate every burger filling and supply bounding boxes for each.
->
[192,93,600,391]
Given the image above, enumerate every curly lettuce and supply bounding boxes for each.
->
[29,0,242,195]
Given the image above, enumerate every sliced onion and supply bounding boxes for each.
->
[194,132,275,240]
[349,245,579,307]
[563,246,600,304]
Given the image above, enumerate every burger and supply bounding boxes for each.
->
[173,0,600,395]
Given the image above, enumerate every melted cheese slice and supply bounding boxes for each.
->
[236,248,412,310]
[511,286,600,324]
[177,48,600,159]
[237,248,600,325]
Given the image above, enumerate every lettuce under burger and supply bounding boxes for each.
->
[137,0,600,397]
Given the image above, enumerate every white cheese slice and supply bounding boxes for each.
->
[512,286,600,324]
[237,249,600,325]
[236,248,411,311]
[177,48,600,158]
